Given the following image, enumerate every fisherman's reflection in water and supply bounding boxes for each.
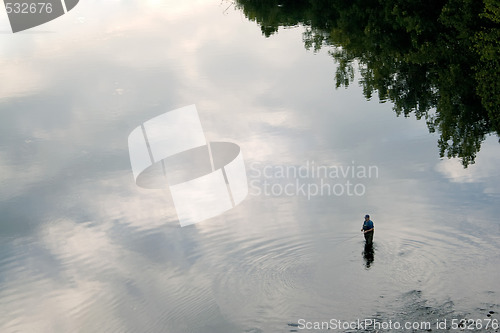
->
[362,243,375,269]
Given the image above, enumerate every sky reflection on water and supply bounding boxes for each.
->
[0,1,499,332]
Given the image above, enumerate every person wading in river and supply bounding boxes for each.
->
[361,214,374,245]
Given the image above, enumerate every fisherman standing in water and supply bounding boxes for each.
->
[361,214,374,245]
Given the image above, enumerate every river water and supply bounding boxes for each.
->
[0,1,499,332]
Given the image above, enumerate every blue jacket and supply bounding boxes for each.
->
[363,220,374,231]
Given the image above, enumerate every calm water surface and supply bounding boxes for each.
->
[1,1,499,332]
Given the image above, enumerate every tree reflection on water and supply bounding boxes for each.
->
[235,0,500,167]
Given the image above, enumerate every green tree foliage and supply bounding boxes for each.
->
[474,0,500,135]
[235,0,500,167]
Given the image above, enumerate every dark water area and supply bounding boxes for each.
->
[1,1,499,332]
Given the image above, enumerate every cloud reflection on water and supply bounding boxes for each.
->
[0,0,499,332]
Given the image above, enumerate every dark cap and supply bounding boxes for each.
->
[365,214,370,219]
